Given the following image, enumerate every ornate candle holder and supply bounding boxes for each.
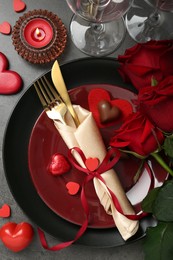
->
[12,9,67,64]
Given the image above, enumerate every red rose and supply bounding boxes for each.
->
[118,40,173,90]
[137,76,173,133]
[110,111,164,157]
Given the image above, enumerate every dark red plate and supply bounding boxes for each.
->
[3,58,168,247]
[28,84,168,228]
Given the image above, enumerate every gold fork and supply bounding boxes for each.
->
[34,76,68,124]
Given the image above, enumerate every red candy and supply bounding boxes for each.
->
[0,222,34,252]
[48,153,71,175]
[13,0,26,12]
[0,22,11,35]
[0,52,22,94]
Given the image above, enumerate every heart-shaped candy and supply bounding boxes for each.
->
[66,182,80,195]
[0,222,34,252]
[85,157,99,171]
[98,100,121,124]
[48,153,71,175]
[0,204,11,218]
[0,22,11,35]
[88,88,133,128]
[13,0,26,12]
[0,52,22,94]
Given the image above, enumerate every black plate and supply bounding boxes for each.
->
[2,58,156,247]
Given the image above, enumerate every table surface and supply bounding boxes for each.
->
[0,0,145,259]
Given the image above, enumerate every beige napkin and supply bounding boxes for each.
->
[53,105,139,240]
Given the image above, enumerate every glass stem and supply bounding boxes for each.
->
[137,1,162,40]
[148,3,160,26]
[90,23,105,35]
[85,22,105,50]
[139,9,160,28]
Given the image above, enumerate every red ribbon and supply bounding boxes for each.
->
[38,147,153,251]
[68,147,151,220]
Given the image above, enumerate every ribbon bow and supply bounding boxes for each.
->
[68,146,120,175]
[68,147,148,220]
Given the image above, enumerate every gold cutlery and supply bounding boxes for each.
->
[51,60,80,127]
[34,76,68,124]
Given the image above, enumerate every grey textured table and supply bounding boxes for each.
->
[0,0,144,259]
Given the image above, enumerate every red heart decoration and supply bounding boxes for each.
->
[0,52,22,94]
[0,204,11,218]
[88,88,133,128]
[85,157,99,171]
[0,222,34,252]
[66,182,80,195]
[0,22,11,35]
[13,0,26,12]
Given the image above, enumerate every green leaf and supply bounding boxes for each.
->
[164,136,173,158]
[141,187,161,213]
[143,222,173,260]
[151,77,158,87]
[153,180,173,221]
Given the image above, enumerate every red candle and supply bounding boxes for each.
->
[12,9,67,64]
[23,18,53,48]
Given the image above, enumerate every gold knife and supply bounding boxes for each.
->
[51,60,80,127]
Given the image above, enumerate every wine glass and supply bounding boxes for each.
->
[125,0,173,43]
[66,0,133,56]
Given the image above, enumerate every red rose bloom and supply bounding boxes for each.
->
[137,76,173,133]
[118,40,173,90]
[110,111,164,157]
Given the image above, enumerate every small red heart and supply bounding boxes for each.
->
[0,22,11,35]
[85,157,99,171]
[66,182,80,195]
[0,222,34,252]
[0,52,22,94]
[0,204,11,218]
[48,153,71,176]
[13,0,26,12]
[88,88,133,128]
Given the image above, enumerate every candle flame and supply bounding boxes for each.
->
[36,28,41,36]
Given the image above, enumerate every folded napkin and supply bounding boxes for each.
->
[53,105,139,240]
